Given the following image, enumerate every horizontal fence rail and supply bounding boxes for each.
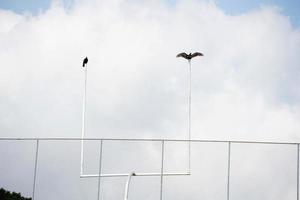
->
[0,137,299,145]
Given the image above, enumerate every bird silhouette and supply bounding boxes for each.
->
[82,57,88,67]
[176,52,203,60]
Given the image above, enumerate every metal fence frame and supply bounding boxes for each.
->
[0,137,299,200]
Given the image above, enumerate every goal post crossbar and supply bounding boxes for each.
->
[80,139,190,179]
[80,172,190,178]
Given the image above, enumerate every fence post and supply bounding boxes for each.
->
[97,140,103,200]
[227,142,231,200]
[297,144,299,200]
[32,139,39,200]
[160,141,165,200]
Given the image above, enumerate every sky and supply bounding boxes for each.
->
[0,0,300,26]
[0,0,300,199]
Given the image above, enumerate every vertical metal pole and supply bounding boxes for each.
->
[80,65,88,175]
[32,139,39,200]
[124,172,135,200]
[297,144,299,200]
[227,142,231,200]
[97,140,103,200]
[187,60,191,174]
[160,141,165,200]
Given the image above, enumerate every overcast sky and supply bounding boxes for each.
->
[0,0,300,199]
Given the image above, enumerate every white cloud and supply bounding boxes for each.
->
[0,0,300,199]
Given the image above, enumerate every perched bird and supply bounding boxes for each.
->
[82,57,88,67]
[176,52,203,60]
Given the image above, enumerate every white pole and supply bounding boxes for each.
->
[187,60,191,174]
[124,172,135,200]
[32,139,39,200]
[160,141,165,200]
[227,142,231,200]
[297,144,299,200]
[80,64,88,175]
[97,140,103,200]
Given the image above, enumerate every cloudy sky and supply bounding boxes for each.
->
[0,0,300,199]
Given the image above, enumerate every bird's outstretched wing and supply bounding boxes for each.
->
[191,52,203,58]
[82,57,88,67]
[176,52,188,59]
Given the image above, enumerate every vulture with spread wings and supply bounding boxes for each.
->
[176,52,203,60]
